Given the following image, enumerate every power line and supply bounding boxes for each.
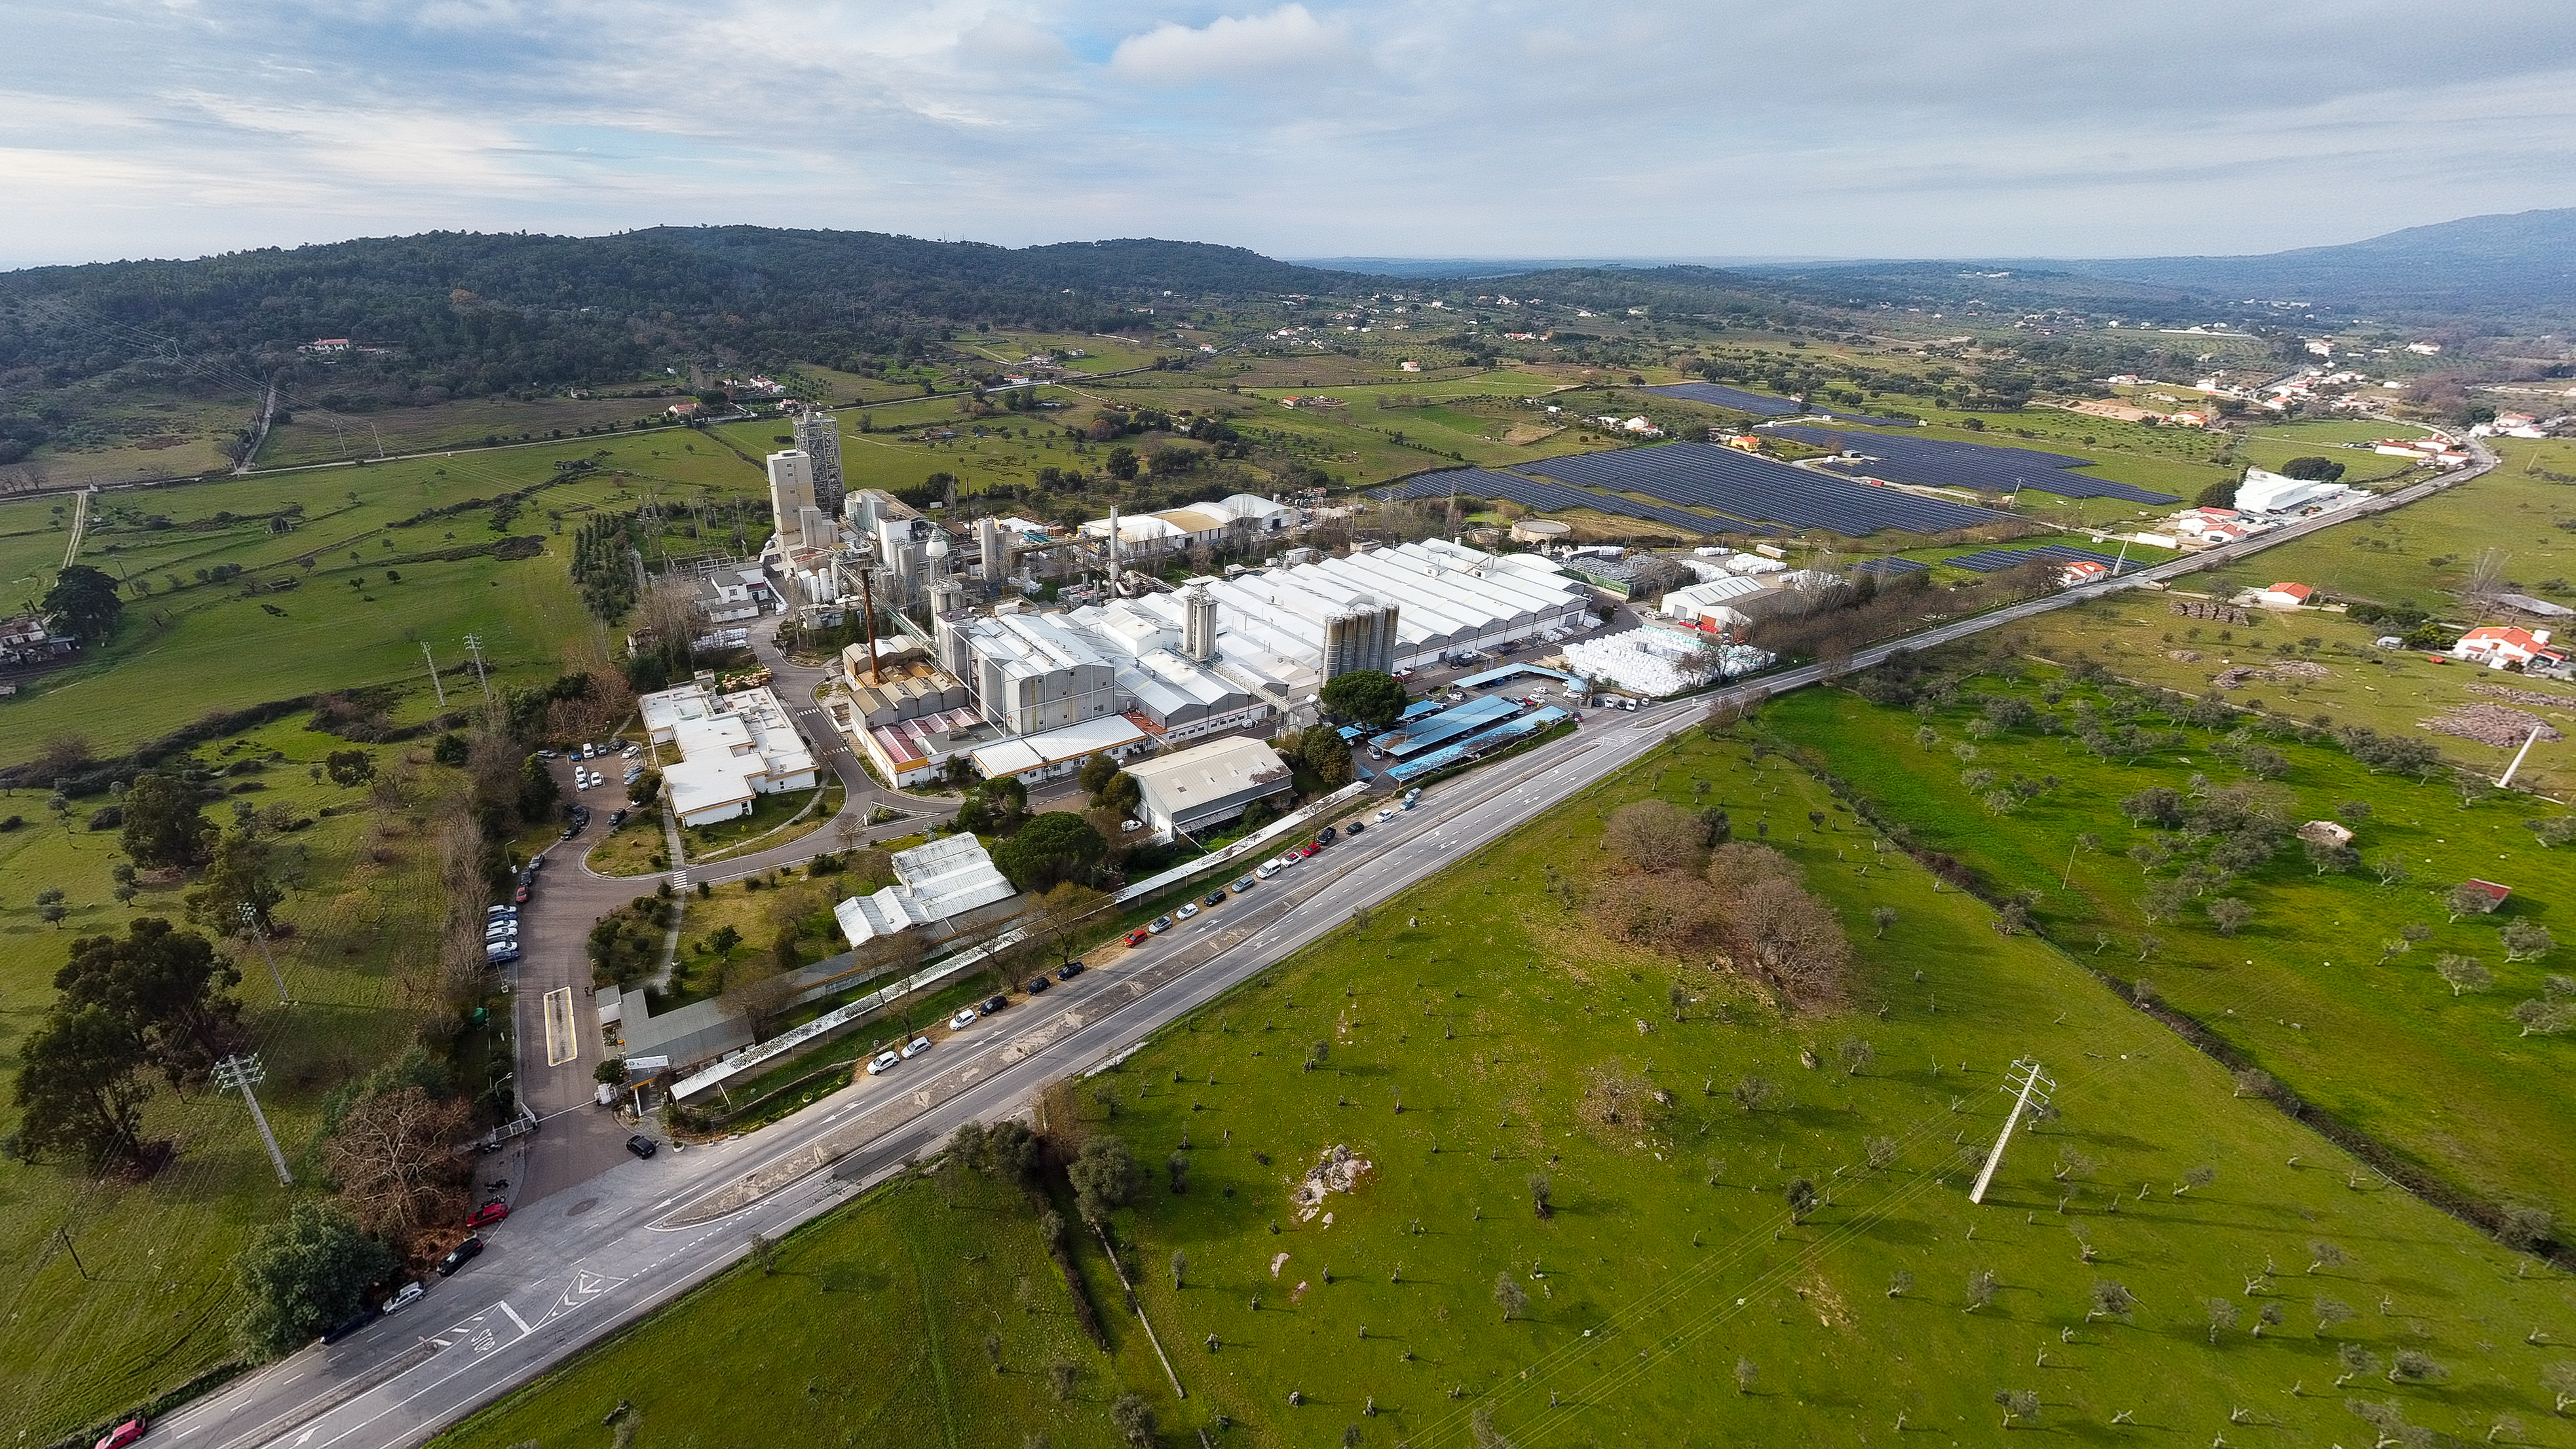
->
[210,1055,292,1186]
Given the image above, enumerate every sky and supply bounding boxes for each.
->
[7,0,2576,272]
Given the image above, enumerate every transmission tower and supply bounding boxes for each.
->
[463,634,493,703]
[212,1055,294,1186]
[421,640,446,708]
[1967,1058,2054,1205]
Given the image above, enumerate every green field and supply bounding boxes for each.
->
[2238,437,2576,607]
[3,431,769,764]
[439,728,2576,1449]
[1770,670,2574,1232]
[0,721,466,1439]
[256,396,679,468]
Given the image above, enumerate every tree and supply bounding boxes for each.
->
[1785,1177,1818,1224]
[2088,1280,2138,1323]
[1733,1357,1758,1393]
[230,1202,396,1359]
[121,768,216,871]
[1300,726,1356,789]
[720,957,803,1042]
[1993,1388,2039,1428]
[1320,669,1405,728]
[42,563,124,643]
[54,916,242,1087]
[2513,998,2575,1036]
[2435,954,2493,996]
[1076,751,1120,797]
[324,750,376,787]
[1471,1405,1515,1449]
[2315,1296,2357,1336]
[431,732,470,766]
[1169,1248,1187,1288]
[1527,1173,1553,1218]
[1604,799,1710,873]
[1836,1037,1875,1075]
[2387,1350,2446,1384]
[2526,816,2576,848]
[1031,881,1110,967]
[1493,1270,1528,1321]
[2448,882,2504,920]
[1110,1392,1157,1446]
[2119,787,2185,829]
[993,812,1108,892]
[1871,906,1897,938]
[2336,1343,2381,1385]
[1068,1135,1141,1224]
[2503,920,2555,963]
[2206,897,2254,937]
[2544,1361,2576,1415]
[2279,455,2347,482]
[11,1002,152,1163]
[187,829,287,936]
[1105,445,1139,480]
[322,1085,472,1245]
[2304,836,2360,875]
[2206,1297,2240,1344]
[1965,1268,1998,1312]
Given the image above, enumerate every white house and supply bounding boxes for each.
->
[2252,581,2315,608]
[2452,626,2565,671]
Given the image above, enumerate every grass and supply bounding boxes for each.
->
[2014,595,2575,780]
[1768,672,2576,1232]
[0,720,465,1440]
[582,811,667,877]
[2238,437,2576,607]
[434,727,2576,1449]
[254,396,687,468]
[25,389,247,486]
[3,430,769,764]
[681,780,842,862]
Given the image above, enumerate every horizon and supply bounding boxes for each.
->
[8,1,2574,271]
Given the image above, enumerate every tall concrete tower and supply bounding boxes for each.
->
[977,516,1006,583]
[1182,585,1218,663]
[792,410,844,515]
[765,450,816,547]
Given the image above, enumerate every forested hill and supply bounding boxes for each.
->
[2047,208,2576,322]
[0,227,1366,396]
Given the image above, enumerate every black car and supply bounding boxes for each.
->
[1344,820,1366,836]
[609,808,628,827]
[1317,825,1338,844]
[981,995,1008,1014]
[1056,961,1086,981]
[1203,889,1228,909]
[320,1306,380,1344]
[435,1235,483,1277]
[626,1134,658,1159]
[1025,975,1050,993]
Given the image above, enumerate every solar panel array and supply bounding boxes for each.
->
[1765,426,2180,505]
[1643,384,1916,427]
[1940,544,2140,575]
[1521,442,2016,536]
[1847,557,1929,577]
[1374,468,1756,537]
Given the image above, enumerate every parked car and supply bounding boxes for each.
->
[1376,808,1397,822]
[1056,960,1086,980]
[1297,842,1321,858]
[485,946,520,965]
[865,1051,900,1075]
[1123,928,1151,947]
[1256,860,1280,879]
[981,995,1008,1014]
[94,1419,147,1449]
[382,1280,425,1315]
[1231,875,1257,894]
[514,885,531,903]
[1174,902,1199,921]
[949,1007,979,1029]
[1317,825,1337,844]
[536,748,559,760]
[1148,915,1174,933]
[625,1134,658,1159]
[1392,668,1415,681]
[900,1036,932,1059]
[1203,889,1228,907]
[320,1306,378,1344]
[1025,975,1050,993]
[435,1236,483,1277]
[464,1199,510,1229]
[608,809,628,827]
[1344,819,1366,836]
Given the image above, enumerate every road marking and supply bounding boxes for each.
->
[497,1300,533,1336]
[543,987,577,1066]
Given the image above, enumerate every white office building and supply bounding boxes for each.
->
[638,681,822,827]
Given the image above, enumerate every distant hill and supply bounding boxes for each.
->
[2043,208,2576,320]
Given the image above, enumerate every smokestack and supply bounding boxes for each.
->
[1107,506,1122,595]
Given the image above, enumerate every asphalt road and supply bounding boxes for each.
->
[161,442,2495,1448]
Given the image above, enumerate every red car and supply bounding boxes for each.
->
[464,1199,510,1229]
[95,1419,146,1449]
[1297,842,1321,858]
[1122,928,1150,947]
[514,886,531,903]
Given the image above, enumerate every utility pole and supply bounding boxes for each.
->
[1967,1058,2053,1206]
[463,635,493,704]
[421,640,447,708]
[2498,722,2545,789]
[238,903,290,1004]
[56,1228,89,1281]
[212,1055,294,1186]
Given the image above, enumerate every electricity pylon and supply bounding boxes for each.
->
[212,1055,293,1186]
[1968,1058,2054,1205]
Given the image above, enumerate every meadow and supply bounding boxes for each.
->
[1769,668,2574,1233]
[0,721,466,1440]
[2,430,770,764]
[438,727,2576,1449]
[2235,437,2576,607]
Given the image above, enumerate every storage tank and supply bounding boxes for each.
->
[1322,597,1399,678]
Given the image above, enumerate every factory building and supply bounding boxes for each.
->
[637,681,822,827]
[1124,737,1297,842]
[791,409,845,516]
[832,834,1017,947]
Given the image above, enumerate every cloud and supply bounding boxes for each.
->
[1107,5,1354,85]
[1,0,2573,268]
